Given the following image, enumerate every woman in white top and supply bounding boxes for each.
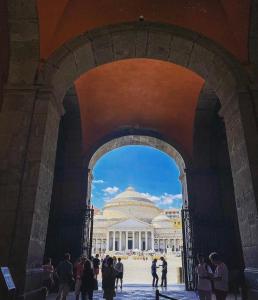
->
[196,254,213,300]
[209,252,228,300]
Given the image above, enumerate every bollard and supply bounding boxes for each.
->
[176,267,183,283]
[156,289,160,300]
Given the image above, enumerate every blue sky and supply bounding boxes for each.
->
[91,146,182,210]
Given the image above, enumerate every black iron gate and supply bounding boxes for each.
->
[181,208,196,291]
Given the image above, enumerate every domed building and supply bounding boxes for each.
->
[92,187,183,253]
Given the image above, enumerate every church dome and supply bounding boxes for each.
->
[103,187,161,222]
[152,213,172,228]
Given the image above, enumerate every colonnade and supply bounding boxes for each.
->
[107,231,154,251]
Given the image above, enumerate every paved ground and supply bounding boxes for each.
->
[48,284,196,300]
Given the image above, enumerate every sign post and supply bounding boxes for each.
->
[0,267,16,299]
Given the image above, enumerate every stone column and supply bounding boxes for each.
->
[145,231,148,250]
[132,231,135,249]
[113,231,115,251]
[139,231,142,250]
[126,231,128,250]
[119,231,122,251]
[152,232,155,250]
[106,232,109,252]
[0,88,62,296]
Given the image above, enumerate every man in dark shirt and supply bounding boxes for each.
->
[93,254,100,279]
[56,253,73,300]
[160,257,168,287]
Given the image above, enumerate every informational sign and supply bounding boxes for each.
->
[0,267,16,290]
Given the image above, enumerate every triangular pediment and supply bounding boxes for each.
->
[110,218,152,229]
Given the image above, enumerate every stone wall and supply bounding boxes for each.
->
[44,88,87,265]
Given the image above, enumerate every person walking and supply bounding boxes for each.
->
[209,252,229,300]
[196,254,213,300]
[93,254,100,279]
[81,259,95,300]
[160,257,168,287]
[102,257,116,300]
[74,256,86,300]
[151,259,159,287]
[114,258,124,289]
[56,253,74,300]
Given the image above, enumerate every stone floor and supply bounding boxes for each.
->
[47,284,197,299]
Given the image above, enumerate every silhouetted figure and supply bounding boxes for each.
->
[115,257,124,289]
[56,253,74,300]
[160,257,167,287]
[93,254,100,279]
[196,254,213,300]
[209,252,228,300]
[151,259,159,287]
[42,258,54,295]
[102,257,116,300]
[74,256,86,300]
[81,259,95,300]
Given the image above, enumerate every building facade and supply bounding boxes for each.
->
[92,187,183,254]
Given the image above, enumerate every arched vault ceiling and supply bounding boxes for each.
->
[37,0,250,62]
[75,59,205,156]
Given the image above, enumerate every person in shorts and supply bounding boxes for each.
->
[93,254,100,279]
[114,258,124,289]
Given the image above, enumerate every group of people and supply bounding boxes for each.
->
[151,257,168,287]
[42,251,229,300]
[196,252,229,300]
[42,253,124,300]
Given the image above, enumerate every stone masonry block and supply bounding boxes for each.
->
[73,41,96,76]
[135,30,148,57]
[188,44,214,80]
[112,31,136,60]
[94,47,114,66]
[169,36,194,67]
[147,31,171,60]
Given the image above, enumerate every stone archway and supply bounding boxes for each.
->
[88,134,188,206]
[2,18,258,298]
[86,134,192,284]
[38,20,258,269]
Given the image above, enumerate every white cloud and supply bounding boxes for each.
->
[103,186,119,195]
[93,179,104,184]
[140,192,161,202]
[160,193,182,205]
[140,191,182,206]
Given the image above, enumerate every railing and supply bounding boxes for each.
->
[155,289,178,300]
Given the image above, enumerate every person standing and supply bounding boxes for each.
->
[102,257,116,300]
[115,258,124,289]
[151,259,159,287]
[81,259,95,300]
[209,252,229,300]
[93,254,100,279]
[196,254,213,300]
[42,258,54,295]
[160,257,168,287]
[74,256,86,300]
[56,253,74,300]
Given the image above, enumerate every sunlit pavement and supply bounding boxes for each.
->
[47,284,197,299]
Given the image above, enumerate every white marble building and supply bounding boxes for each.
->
[92,187,183,253]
